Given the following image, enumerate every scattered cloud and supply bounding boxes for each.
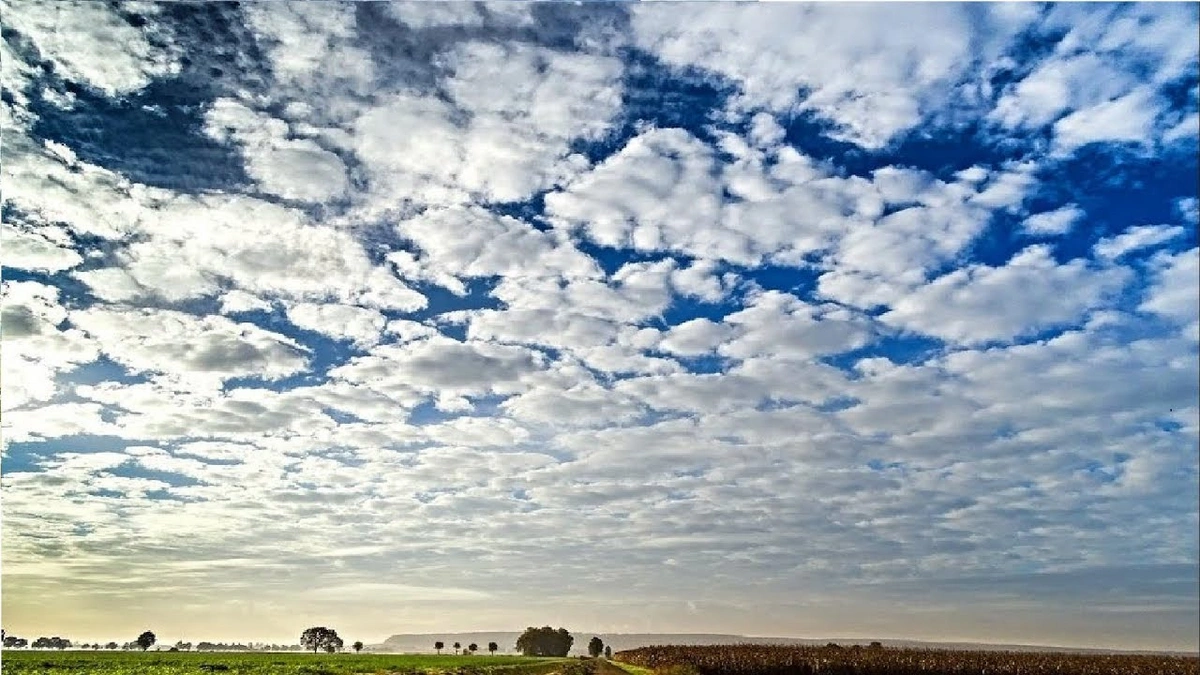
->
[1023,205,1086,237]
[882,246,1130,345]
[1093,225,1187,260]
[1,1,1196,651]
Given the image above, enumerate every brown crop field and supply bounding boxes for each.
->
[613,643,1200,675]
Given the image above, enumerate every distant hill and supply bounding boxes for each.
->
[375,633,1164,656]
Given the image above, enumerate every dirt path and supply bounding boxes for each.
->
[593,660,636,675]
[545,658,640,675]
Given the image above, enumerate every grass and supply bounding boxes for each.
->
[0,651,570,675]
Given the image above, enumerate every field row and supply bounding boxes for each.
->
[613,643,1200,675]
[0,651,571,675]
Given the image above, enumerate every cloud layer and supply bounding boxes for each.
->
[2,0,1197,651]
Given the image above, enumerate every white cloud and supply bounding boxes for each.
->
[1093,225,1186,260]
[633,3,1030,148]
[991,4,1198,151]
[1140,248,1199,335]
[1023,205,1086,236]
[1163,112,1199,144]
[286,303,387,349]
[1,281,99,411]
[720,291,874,360]
[1176,197,1200,226]
[391,206,600,296]
[206,99,350,203]
[1046,3,1199,86]
[3,134,159,241]
[83,192,424,311]
[1052,87,1164,153]
[969,163,1038,212]
[331,336,547,400]
[991,54,1133,129]
[658,318,733,357]
[2,401,115,444]
[546,127,728,255]
[4,0,179,96]
[882,246,1131,345]
[71,306,310,388]
[748,113,786,148]
[352,41,622,208]
[670,259,732,303]
[242,1,375,96]
[387,3,482,29]
[1,220,84,273]
[219,291,273,315]
[501,381,645,428]
[486,259,678,327]
[547,128,894,267]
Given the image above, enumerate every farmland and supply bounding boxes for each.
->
[0,651,569,675]
[613,644,1200,675]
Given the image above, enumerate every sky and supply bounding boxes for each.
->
[1,0,1198,653]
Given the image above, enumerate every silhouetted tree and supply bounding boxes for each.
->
[453,641,461,654]
[435,641,444,655]
[604,646,612,659]
[588,637,604,658]
[136,631,157,651]
[468,643,478,655]
[300,627,343,654]
[353,641,363,654]
[515,627,573,657]
[488,641,498,656]
[106,642,119,650]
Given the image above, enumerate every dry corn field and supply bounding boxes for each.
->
[614,644,1200,675]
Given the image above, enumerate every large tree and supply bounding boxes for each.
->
[32,637,71,650]
[300,627,343,654]
[515,627,573,657]
[468,643,478,655]
[488,641,498,656]
[588,637,604,658]
[136,631,157,651]
[453,641,461,654]
[435,641,444,655]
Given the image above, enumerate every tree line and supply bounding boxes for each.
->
[0,630,304,653]
[3,625,614,659]
[2,630,158,651]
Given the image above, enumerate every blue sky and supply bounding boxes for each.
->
[2,0,1198,652]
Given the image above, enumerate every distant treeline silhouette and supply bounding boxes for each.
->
[0,632,304,652]
[4,625,593,657]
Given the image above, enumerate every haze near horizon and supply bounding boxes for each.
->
[1,0,1197,654]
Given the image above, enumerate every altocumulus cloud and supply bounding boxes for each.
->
[1,0,1197,652]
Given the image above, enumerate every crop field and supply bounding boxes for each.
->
[613,644,1200,675]
[0,651,570,675]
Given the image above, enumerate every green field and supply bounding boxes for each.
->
[0,651,571,675]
